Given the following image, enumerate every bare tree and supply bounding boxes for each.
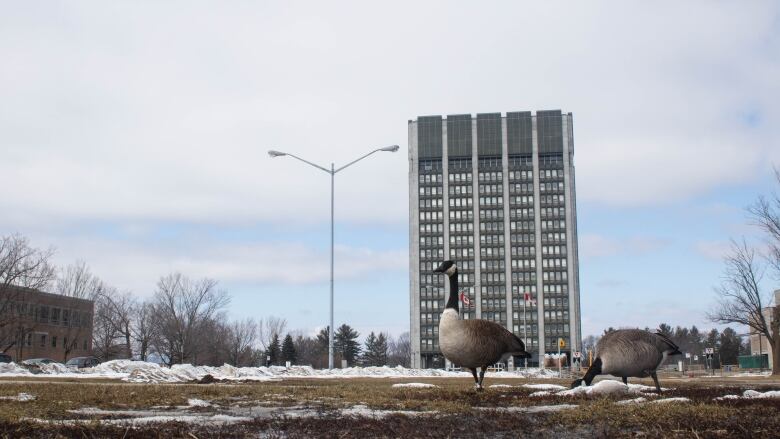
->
[387,332,411,368]
[100,289,136,359]
[55,261,104,360]
[132,300,157,361]
[92,293,122,361]
[226,318,259,367]
[258,316,287,351]
[151,273,230,365]
[748,168,780,275]
[708,240,779,374]
[0,234,55,354]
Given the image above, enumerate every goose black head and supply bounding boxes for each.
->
[433,260,457,276]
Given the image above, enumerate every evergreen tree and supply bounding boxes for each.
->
[720,327,742,365]
[363,332,378,366]
[335,323,361,366]
[281,333,297,365]
[657,323,673,339]
[317,327,330,350]
[375,332,388,366]
[267,333,281,366]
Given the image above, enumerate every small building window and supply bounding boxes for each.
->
[40,334,46,347]
[52,336,57,348]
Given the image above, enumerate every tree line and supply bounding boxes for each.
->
[1,234,410,368]
[583,324,748,367]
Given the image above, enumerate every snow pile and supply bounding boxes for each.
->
[522,384,567,391]
[535,380,663,397]
[37,362,72,374]
[0,360,561,384]
[647,397,690,404]
[0,392,36,401]
[489,384,514,389]
[187,399,211,407]
[0,362,32,376]
[391,383,438,389]
[742,389,780,399]
[716,389,780,400]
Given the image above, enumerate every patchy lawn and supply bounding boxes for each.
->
[0,376,778,438]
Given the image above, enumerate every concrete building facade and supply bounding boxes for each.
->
[409,110,581,369]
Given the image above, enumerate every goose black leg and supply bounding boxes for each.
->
[650,371,661,394]
[622,376,627,385]
[469,368,480,391]
[477,365,488,391]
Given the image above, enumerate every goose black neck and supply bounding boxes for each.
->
[445,270,459,311]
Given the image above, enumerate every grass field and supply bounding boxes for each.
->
[1,374,779,438]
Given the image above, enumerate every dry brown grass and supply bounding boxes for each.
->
[0,377,778,438]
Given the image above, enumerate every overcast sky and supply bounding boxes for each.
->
[1,1,779,340]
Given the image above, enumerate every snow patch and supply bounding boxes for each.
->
[391,382,438,389]
[715,390,780,400]
[0,392,35,401]
[0,362,32,376]
[489,384,514,388]
[615,397,647,405]
[187,398,211,407]
[341,405,436,418]
[522,384,567,391]
[647,397,690,404]
[479,404,578,413]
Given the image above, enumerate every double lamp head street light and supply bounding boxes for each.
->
[268,145,399,369]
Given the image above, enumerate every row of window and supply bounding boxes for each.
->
[541,220,566,230]
[450,197,473,208]
[481,285,507,295]
[478,171,503,182]
[23,332,88,351]
[482,298,507,309]
[545,324,570,336]
[419,173,443,184]
[418,186,443,196]
[543,271,569,282]
[545,297,569,308]
[450,222,473,233]
[509,183,534,194]
[480,234,504,245]
[420,248,445,259]
[511,246,536,257]
[542,258,568,269]
[2,302,92,328]
[419,211,443,221]
[511,259,536,269]
[508,195,534,206]
[450,185,472,195]
[450,235,474,246]
[479,184,503,194]
[419,198,443,209]
[481,259,504,270]
[420,223,444,234]
[540,207,565,218]
[508,170,534,181]
[539,194,565,205]
[450,172,473,183]
[478,196,503,207]
[451,210,474,221]
[510,220,534,231]
[480,222,504,232]
[540,181,565,192]
[481,272,506,283]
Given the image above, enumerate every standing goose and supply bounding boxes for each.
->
[571,329,682,393]
[434,260,531,391]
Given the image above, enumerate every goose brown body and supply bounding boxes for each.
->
[572,329,682,392]
[433,260,530,390]
[439,309,527,368]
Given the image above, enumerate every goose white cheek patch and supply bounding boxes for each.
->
[445,265,457,276]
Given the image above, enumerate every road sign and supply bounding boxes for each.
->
[705,347,714,354]
[558,338,566,349]
[573,351,582,359]
[685,352,691,359]
[694,355,698,361]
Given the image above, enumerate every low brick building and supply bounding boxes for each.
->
[0,285,94,362]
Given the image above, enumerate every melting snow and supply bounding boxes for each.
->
[0,360,559,384]
[187,398,211,407]
[341,405,436,418]
[479,404,578,414]
[391,383,438,389]
[647,397,690,404]
[522,384,567,391]
[0,392,36,401]
[715,390,780,400]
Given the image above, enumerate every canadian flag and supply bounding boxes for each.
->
[459,292,472,307]
[523,291,536,306]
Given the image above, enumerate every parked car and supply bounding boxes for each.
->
[65,356,100,369]
[0,353,12,363]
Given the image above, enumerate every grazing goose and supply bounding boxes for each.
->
[433,260,531,391]
[571,329,682,393]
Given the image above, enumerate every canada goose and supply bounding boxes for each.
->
[433,260,531,391]
[571,329,682,393]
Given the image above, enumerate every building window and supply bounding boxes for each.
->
[83,340,88,351]
[52,336,57,348]
[40,334,47,347]
[26,333,32,347]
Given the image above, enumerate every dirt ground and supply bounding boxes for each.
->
[0,374,779,438]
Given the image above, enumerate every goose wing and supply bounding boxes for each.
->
[462,319,526,353]
[653,331,682,355]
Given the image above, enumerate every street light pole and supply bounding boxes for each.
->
[269,145,399,369]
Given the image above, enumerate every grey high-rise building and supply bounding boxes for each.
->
[408,110,581,369]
